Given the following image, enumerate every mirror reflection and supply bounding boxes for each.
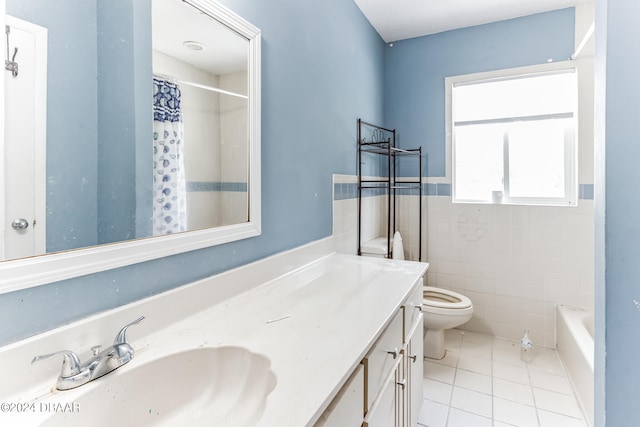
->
[152,0,249,234]
[2,0,251,261]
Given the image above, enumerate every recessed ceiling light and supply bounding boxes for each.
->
[183,41,205,51]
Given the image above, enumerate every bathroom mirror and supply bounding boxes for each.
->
[0,0,261,293]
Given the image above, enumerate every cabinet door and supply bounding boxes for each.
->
[397,356,406,427]
[363,355,403,427]
[314,364,364,427]
[364,310,403,411]
[406,313,424,427]
[403,281,423,343]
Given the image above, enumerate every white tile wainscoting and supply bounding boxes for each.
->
[333,174,595,347]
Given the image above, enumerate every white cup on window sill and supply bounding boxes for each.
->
[492,190,504,204]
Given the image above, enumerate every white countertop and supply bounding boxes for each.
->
[0,252,428,426]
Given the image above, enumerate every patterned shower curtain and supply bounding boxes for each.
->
[152,75,187,235]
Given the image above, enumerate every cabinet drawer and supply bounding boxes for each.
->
[363,309,403,412]
[315,364,364,427]
[403,279,423,342]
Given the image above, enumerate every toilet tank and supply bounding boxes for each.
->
[360,237,388,258]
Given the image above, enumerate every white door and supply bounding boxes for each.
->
[1,15,47,260]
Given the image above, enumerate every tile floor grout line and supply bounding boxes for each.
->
[525,356,542,427]
[445,344,458,426]
[420,329,588,427]
[492,341,498,427]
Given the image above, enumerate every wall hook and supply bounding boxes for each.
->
[5,25,19,78]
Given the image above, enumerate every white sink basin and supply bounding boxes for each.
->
[41,346,277,427]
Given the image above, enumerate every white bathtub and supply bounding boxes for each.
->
[556,304,594,427]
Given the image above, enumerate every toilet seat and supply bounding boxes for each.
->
[422,286,474,359]
[422,286,472,309]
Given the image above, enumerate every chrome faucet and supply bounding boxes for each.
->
[32,316,145,390]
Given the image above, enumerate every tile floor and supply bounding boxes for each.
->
[418,329,588,427]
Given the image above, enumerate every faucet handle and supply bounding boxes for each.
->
[113,316,145,345]
[31,350,83,378]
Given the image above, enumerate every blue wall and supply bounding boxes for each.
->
[7,0,154,248]
[595,0,640,425]
[7,0,100,251]
[96,0,153,243]
[384,8,575,178]
[0,0,385,344]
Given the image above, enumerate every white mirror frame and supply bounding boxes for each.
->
[0,0,261,294]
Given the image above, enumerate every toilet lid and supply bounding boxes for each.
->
[423,286,472,309]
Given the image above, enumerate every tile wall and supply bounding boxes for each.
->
[333,175,595,348]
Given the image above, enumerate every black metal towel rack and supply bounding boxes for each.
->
[357,118,423,261]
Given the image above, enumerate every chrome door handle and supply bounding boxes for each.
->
[387,347,399,359]
[396,379,406,389]
[409,354,418,363]
[11,218,29,230]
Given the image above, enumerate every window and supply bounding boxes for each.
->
[450,68,578,206]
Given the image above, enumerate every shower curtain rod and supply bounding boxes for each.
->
[178,79,248,99]
[154,73,248,99]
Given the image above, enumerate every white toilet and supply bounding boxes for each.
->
[361,232,473,360]
[421,286,473,359]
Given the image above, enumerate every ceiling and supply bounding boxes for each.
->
[354,0,591,42]
[152,0,247,75]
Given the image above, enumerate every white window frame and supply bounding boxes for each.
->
[446,61,578,206]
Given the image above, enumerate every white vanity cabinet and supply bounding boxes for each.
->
[0,252,429,427]
[315,365,365,427]
[403,312,424,427]
[403,282,423,340]
[363,354,404,427]
[403,284,424,427]
[364,279,424,427]
[315,277,424,427]
[364,309,404,412]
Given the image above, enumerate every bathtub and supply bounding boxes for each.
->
[556,304,594,427]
